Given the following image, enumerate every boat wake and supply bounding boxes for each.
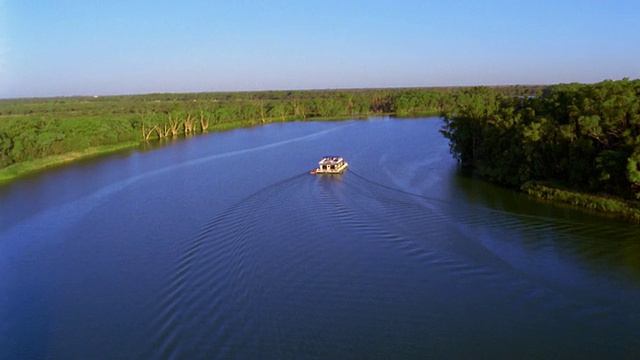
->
[141,169,640,358]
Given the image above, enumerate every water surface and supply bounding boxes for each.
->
[1,118,639,358]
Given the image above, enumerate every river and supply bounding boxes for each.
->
[1,117,639,358]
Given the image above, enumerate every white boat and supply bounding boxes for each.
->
[311,156,349,174]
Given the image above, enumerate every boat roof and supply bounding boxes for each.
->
[318,156,345,165]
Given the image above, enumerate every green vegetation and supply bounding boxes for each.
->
[522,181,640,222]
[0,86,544,181]
[441,78,640,220]
[5,80,638,220]
[0,142,139,182]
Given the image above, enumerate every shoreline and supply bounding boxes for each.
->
[521,181,640,223]
[3,116,639,224]
[0,141,140,183]
[0,114,401,183]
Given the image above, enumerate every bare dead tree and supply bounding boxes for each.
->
[199,108,210,132]
[138,109,158,140]
[184,112,195,133]
[167,111,182,136]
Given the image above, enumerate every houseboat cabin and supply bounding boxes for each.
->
[312,156,349,174]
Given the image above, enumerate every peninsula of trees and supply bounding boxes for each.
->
[441,78,640,220]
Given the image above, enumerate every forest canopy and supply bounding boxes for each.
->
[441,79,640,200]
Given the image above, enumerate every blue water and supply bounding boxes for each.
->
[1,118,639,358]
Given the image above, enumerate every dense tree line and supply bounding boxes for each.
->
[441,79,640,199]
[0,88,453,169]
[0,86,544,171]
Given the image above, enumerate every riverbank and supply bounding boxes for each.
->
[1,86,546,183]
[522,181,640,223]
[0,115,370,183]
[4,114,640,225]
[0,141,140,183]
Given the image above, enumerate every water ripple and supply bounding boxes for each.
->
[141,169,640,358]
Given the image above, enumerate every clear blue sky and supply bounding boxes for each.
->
[1,0,639,98]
